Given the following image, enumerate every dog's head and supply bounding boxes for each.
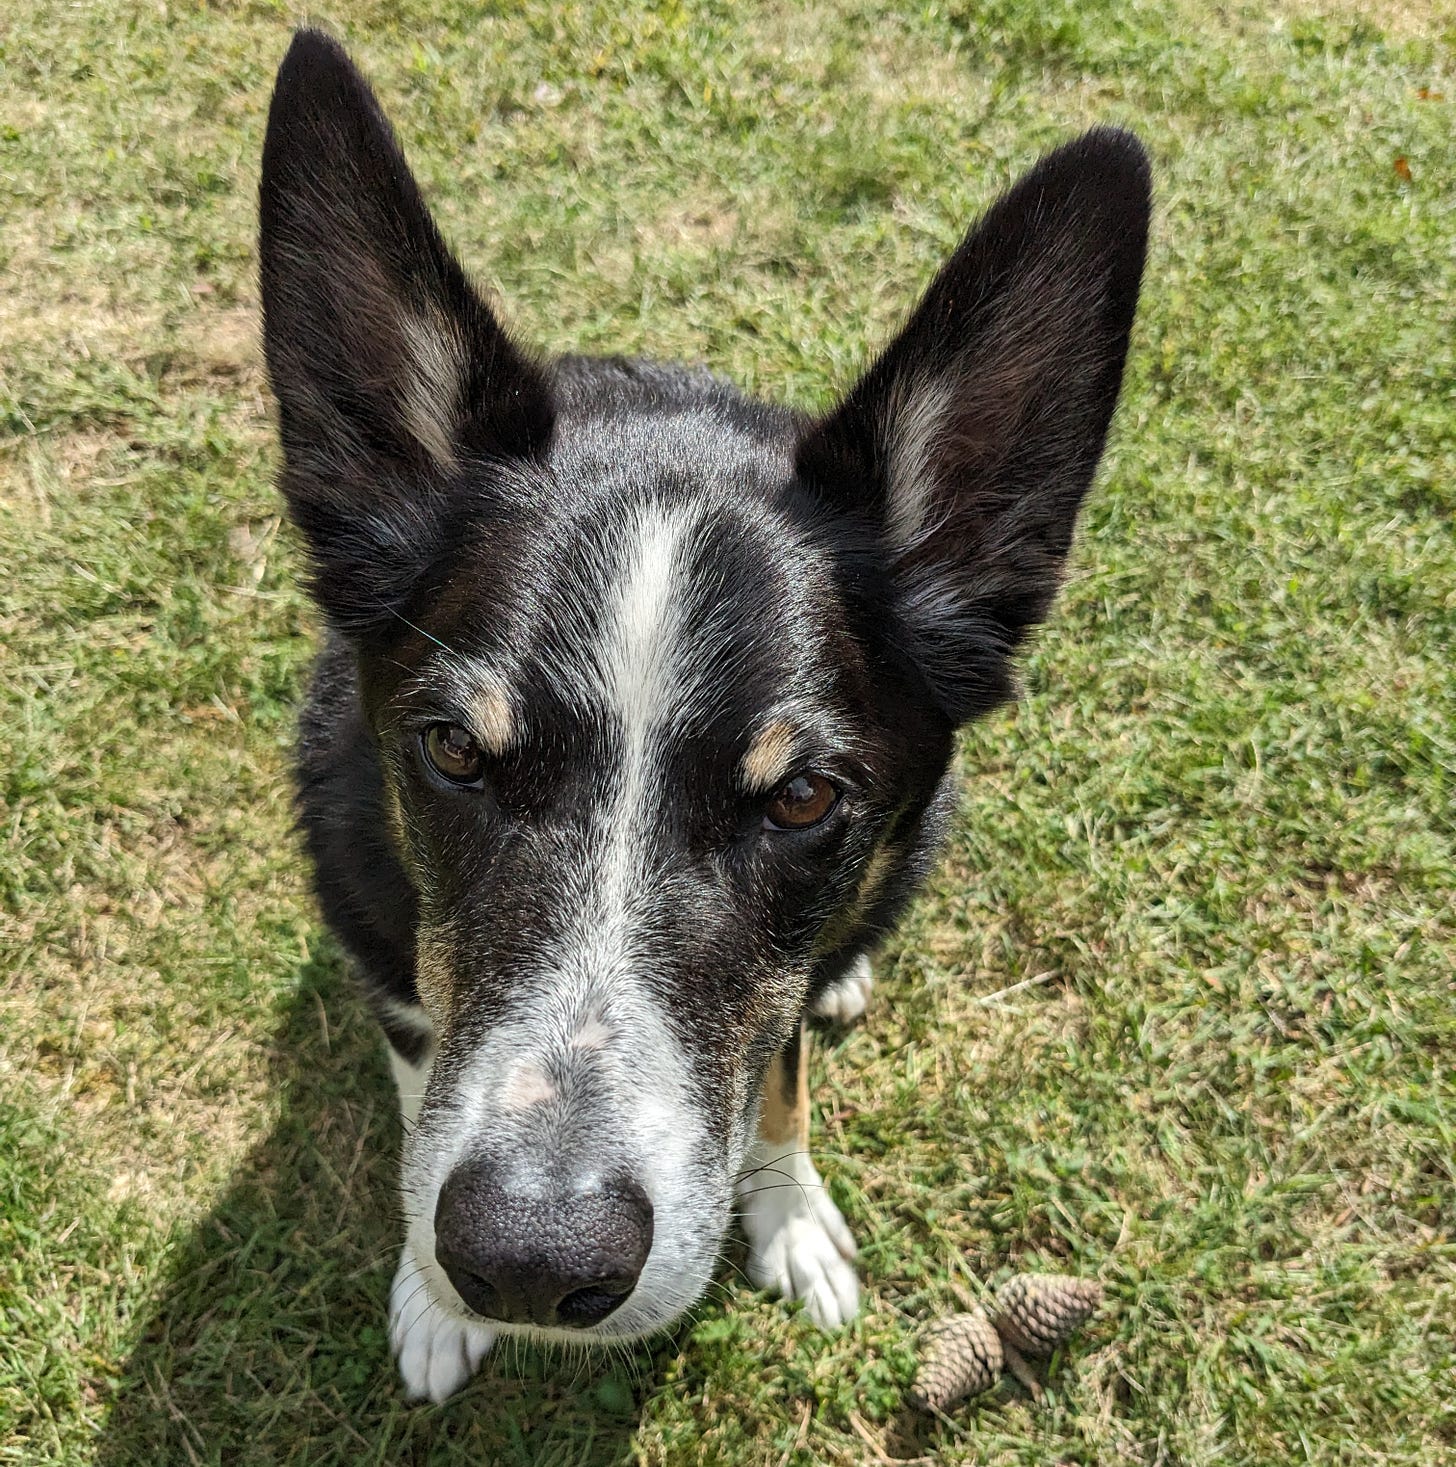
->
[260,32,1148,1343]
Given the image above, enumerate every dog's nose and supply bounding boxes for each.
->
[434,1161,653,1329]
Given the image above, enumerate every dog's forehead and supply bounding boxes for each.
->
[549,400,797,489]
[433,432,850,753]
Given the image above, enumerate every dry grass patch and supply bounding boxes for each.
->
[1272,0,1456,39]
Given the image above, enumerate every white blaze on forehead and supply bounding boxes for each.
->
[601,503,690,756]
[591,500,697,916]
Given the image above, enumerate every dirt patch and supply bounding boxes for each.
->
[0,244,165,362]
[0,429,124,524]
[636,201,741,254]
[1274,0,1456,36]
[173,301,264,387]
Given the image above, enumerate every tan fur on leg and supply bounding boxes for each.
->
[758,1020,809,1149]
[739,1020,859,1327]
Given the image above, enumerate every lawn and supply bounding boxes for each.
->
[2,0,1454,1463]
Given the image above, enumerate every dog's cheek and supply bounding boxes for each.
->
[382,778,427,887]
[414,926,456,1030]
[696,977,808,1167]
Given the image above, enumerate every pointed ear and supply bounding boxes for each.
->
[797,128,1151,723]
[259,30,553,636]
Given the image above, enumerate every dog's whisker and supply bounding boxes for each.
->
[374,600,460,657]
[392,1274,436,1325]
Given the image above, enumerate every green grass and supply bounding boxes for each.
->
[3,0,1455,1462]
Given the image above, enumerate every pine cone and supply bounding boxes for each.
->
[990,1273,1103,1358]
[909,1306,1004,1413]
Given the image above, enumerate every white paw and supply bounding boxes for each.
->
[738,1144,859,1328]
[811,954,873,1024]
[389,1248,495,1402]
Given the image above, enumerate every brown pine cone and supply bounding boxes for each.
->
[990,1273,1103,1358]
[908,1306,1005,1413]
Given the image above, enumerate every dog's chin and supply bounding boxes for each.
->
[438,1284,698,1348]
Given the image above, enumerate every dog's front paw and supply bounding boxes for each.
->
[739,1149,859,1328]
[747,1206,860,1328]
[389,1249,496,1402]
[810,954,873,1024]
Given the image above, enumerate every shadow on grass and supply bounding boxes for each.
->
[94,951,644,1467]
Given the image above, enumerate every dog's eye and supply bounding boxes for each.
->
[763,772,840,831]
[422,723,484,787]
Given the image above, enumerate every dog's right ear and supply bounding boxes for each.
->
[259,30,552,637]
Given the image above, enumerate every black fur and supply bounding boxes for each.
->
[260,30,553,637]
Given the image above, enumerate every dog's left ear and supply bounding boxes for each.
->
[797,129,1151,723]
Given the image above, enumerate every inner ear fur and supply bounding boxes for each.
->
[797,128,1152,724]
[259,29,552,636]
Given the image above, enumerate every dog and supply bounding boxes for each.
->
[258,29,1149,1403]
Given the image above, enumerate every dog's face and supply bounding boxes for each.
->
[260,34,1148,1341]
[355,415,955,1338]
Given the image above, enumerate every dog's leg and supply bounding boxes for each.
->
[381,1018,498,1402]
[738,1021,859,1328]
[387,1043,432,1129]
[810,952,874,1024]
[389,1230,497,1403]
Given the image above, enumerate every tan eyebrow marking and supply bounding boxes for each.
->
[466,682,516,756]
[740,719,800,794]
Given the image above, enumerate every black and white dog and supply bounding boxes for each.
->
[258,30,1148,1402]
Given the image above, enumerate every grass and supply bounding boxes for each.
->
[2,0,1454,1461]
